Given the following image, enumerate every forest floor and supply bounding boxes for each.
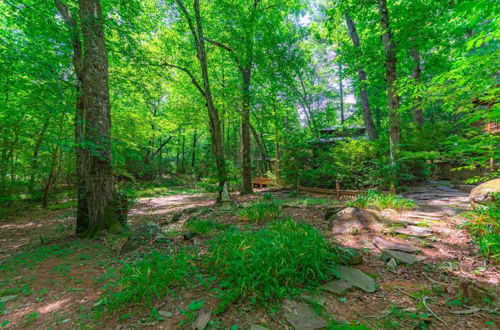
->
[0,181,499,329]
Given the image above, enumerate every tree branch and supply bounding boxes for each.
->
[159,62,206,98]
[204,38,244,74]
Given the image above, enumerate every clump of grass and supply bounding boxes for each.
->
[465,203,500,260]
[100,248,197,313]
[348,191,416,210]
[184,218,230,234]
[204,218,341,308]
[239,197,281,224]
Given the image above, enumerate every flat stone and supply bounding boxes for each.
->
[382,249,426,265]
[372,237,420,253]
[159,310,173,318]
[379,208,400,220]
[250,325,269,330]
[0,295,17,303]
[320,279,352,295]
[301,294,327,307]
[394,226,433,237]
[283,300,328,330]
[337,265,377,293]
[192,309,211,330]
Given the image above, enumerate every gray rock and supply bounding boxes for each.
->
[301,294,327,307]
[331,207,381,235]
[283,300,328,330]
[120,221,166,254]
[0,295,17,303]
[192,309,211,330]
[324,206,343,221]
[320,279,352,295]
[159,310,173,318]
[337,265,377,293]
[382,249,426,265]
[372,236,420,253]
[386,258,397,269]
[183,231,198,240]
[394,226,433,237]
[250,325,269,330]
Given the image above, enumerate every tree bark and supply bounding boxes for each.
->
[378,0,400,179]
[345,13,377,140]
[54,0,89,234]
[410,45,424,127]
[79,0,125,238]
[175,0,228,201]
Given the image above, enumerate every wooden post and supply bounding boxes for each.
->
[335,181,340,199]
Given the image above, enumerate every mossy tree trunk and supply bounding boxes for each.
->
[78,0,126,238]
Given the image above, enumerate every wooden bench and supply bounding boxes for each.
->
[252,177,273,188]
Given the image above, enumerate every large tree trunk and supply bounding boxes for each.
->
[79,0,125,238]
[345,13,377,140]
[410,45,424,127]
[378,0,400,179]
[54,0,89,234]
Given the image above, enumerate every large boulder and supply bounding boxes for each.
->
[330,207,381,235]
[469,178,500,204]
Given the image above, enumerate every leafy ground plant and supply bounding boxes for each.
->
[204,218,341,309]
[348,191,416,210]
[99,248,197,314]
[464,202,500,260]
[239,198,282,224]
[184,218,230,235]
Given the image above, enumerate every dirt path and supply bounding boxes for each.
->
[1,184,498,329]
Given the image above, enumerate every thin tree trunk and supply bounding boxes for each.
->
[54,0,89,234]
[79,0,125,237]
[250,123,268,174]
[338,58,345,123]
[411,45,424,127]
[345,13,377,139]
[29,116,50,193]
[378,0,400,181]
[42,147,59,209]
[191,130,197,169]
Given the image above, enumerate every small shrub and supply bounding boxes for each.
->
[204,218,341,308]
[239,199,281,224]
[101,248,197,313]
[348,191,416,210]
[465,203,500,260]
